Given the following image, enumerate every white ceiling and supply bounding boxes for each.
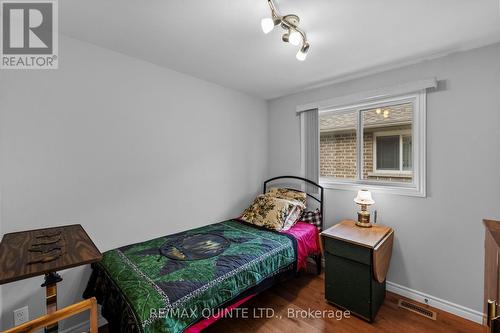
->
[60,0,500,99]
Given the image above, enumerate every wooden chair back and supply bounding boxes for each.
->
[1,297,98,333]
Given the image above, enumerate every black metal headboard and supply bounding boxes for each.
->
[263,176,324,231]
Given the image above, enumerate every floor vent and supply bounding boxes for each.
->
[398,299,437,320]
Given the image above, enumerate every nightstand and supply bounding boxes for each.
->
[321,220,394,322]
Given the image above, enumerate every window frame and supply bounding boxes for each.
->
[317,91,426,197]
[372,129,412,175]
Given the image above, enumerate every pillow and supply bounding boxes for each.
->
[241,194,301,231]
[281,205,303,231]
[266,188,307,207]
[299,209,322,231]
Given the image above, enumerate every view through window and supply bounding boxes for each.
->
[320,102,413,184]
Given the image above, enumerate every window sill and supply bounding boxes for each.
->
[367,172,412,179]
[319,177,426,197]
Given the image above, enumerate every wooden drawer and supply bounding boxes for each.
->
[324,237,371,266]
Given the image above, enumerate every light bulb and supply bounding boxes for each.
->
[296,50,307,61]
[375,108,381,114]
[289,30,301,46]
[261,18,275,34]
[296,43,310,61]
[383,110,389,118]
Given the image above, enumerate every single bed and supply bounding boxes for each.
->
[83,176,324,333]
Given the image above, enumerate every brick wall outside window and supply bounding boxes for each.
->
[320,131,373,179]
[320,129,412,182]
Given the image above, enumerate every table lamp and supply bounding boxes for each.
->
[354,190,375,228]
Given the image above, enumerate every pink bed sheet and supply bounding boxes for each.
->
[282,221,321,271]
[186,221,320,332]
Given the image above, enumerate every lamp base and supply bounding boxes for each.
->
[356,221,373,228]
[356,211,372,228]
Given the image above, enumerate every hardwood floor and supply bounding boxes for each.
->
[204,269,483,333]
[99,268,484,333]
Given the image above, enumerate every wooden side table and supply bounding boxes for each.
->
[0,224,102,333]
[321,220,394,322]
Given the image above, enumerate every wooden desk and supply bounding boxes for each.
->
[0,224,102,332]
[0,224,102,284]
[321,220,394,322]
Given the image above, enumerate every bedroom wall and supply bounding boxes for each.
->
[0,36,268,330]
[268,43,500,316]
[0,196,2,328]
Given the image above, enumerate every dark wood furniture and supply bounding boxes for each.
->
[321,220,394,322]
[0,224,102,333]
[484,219,500,332]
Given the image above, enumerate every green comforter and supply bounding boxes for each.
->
[88,220,297,332]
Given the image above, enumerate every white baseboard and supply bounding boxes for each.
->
[386,281,484,324]
[59,315,106,333]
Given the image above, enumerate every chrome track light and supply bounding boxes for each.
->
[260,0,310,61]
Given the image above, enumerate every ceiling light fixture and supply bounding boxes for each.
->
[261,0,310,61]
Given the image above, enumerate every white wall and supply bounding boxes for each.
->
[268,43,500,314]
[0,191,2,328]
[0,36,268,330]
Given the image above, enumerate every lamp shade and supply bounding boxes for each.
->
[296,42,310,61]
[261,18,275,34]
[354,190,374,205]
[289,30,302,46]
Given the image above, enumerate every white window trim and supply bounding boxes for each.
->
[316,91,427,197]
[372,129,412,175]
[297,78,436,113]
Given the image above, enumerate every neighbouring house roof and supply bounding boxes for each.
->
[320,103,412,132]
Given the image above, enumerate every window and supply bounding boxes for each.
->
[319,109,358,180]
[317,92,426,196]
[374,130,411,173]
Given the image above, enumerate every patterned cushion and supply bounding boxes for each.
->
[300,209,322,231]
[241,194,302,231]
[266,188,307,206]
[281,205,303,231]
